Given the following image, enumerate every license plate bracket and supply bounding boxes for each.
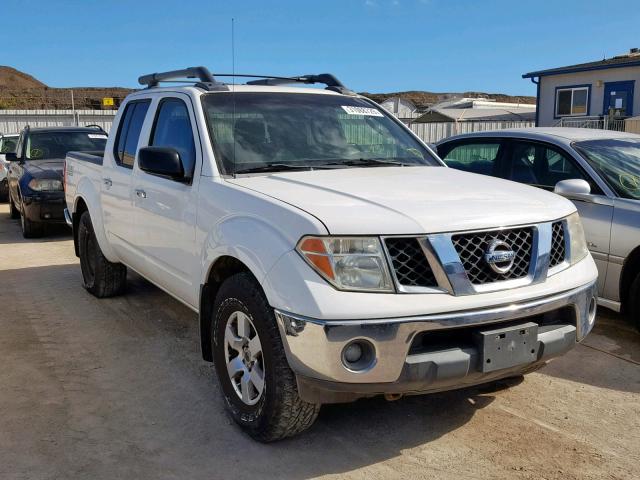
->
[474,322,539,373]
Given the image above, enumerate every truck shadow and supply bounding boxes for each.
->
[0,207,71,244]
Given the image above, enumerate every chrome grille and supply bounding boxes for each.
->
[385,238,437,288]
[451,228,533,284]
[549,221,566,268]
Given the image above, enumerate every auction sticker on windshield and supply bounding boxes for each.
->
[88,134,108,139]
[341,106,384,117]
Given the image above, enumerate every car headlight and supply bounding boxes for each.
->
[28,178,63,191]
[296,236,394,292]
[566,212,588,265]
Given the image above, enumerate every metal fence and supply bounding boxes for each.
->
[0,109,117,134]
[557,116,640,134]
[405,120,536,144]
[0,109,536,144]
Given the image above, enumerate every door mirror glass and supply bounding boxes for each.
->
[138,147,186,181]
[554,179,591,196]
[5,152,18,162]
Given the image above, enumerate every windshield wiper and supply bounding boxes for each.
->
[323,158,413,167]
[234,163,314,174]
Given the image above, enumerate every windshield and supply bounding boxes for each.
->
[201,92,439,174]
[0,136,18,154]
[25,131,107,160]
[574,138,640,200]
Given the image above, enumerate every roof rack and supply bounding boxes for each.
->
[138,67,354,95]
[138,66,228,91]
[244,73,355,95]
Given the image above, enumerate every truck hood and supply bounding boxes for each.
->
[228,166,576,235]
[23,159,64,179]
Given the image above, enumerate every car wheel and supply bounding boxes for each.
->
[212,272,320,442]
[20,202,44,238]
[78,211,127,297]
[629,273,640,331]
[9,195,20,219]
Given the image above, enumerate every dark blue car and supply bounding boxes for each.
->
[7,126,107,237]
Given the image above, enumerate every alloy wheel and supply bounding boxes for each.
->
[224,311,265,405]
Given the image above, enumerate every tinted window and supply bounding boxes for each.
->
[440,142,501,176]
[506,141,589,188]
[26,131,107,159]
[150,99,195,178]
[114,101,150,168]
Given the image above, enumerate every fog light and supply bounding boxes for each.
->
[343,343,363,363]
[588,296,597,326]
[341,340,376,372]
[43,213,51,219]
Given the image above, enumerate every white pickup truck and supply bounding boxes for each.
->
[64,67,598,442]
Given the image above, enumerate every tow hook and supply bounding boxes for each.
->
[384,393,403,401]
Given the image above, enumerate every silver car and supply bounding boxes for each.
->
[436,128,640,329]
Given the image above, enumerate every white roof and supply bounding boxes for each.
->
[129,84,346,98]
[499,127,640,140]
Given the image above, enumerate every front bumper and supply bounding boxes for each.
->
[22,192,66,224]
[275,280,597,403]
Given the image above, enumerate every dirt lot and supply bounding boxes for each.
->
[0,204,638,480]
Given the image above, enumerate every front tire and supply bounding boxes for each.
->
[9,195,20,219]
[20,202,44,238]
[628,273,640,331]
[212,272,320,442]
[78,211,127,297]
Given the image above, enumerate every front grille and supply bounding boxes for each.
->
[452,227,533,284]
[385,237,437,288]
[549,221,566,268]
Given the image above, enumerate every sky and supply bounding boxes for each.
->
[2,0,640,96]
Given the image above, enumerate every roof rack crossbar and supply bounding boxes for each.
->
[244,73,354,94]
[138,67,228,91]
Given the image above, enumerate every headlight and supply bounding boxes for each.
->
[566,212,588,265]
[28,178,63,191]
[296,236,394,292]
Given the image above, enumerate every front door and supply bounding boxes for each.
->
[131,95,201,307]
[603,81,635,117]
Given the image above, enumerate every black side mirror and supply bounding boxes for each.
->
[138,147,187,181]
[5,152,18,162]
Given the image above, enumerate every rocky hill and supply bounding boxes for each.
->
[0,66,132,110]
[361,90,536,110]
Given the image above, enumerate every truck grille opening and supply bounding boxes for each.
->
[385,237,437,288]
[452,227,533,285]
[549,221,566,268]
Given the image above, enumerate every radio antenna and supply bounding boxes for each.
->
[231,17,237,178]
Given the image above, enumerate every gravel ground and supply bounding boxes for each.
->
[0,204,638,480]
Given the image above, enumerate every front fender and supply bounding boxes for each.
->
[201,213,299,305]
[74,177,118,262]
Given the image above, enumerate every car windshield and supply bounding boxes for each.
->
[25,131,107,160]
[201,92,439,174]
[574,138,640,200]
[0,136,18,154]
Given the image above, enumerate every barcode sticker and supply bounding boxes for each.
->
[88,134,107,139]
[341,106,384,117]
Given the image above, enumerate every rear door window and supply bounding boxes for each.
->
[439,141,502,176]
[114,100,150,168]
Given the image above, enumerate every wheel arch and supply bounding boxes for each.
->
[620,245,640,311]
[199,255,259,362]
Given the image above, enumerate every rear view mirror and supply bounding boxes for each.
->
[5,152,18,162]
[554,179,591,196]
[138,147,187,181]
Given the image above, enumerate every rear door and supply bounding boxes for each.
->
[130,94,201,307]
[101,99,151,269]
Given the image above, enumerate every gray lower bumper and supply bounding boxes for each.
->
[275,281,597,403]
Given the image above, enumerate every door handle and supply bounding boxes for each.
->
[135,189,147,199]
[103,178,113,187]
